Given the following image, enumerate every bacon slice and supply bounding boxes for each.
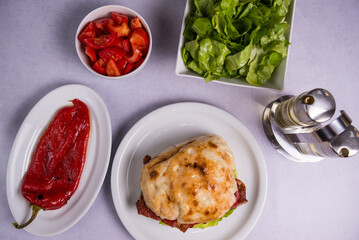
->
[136,194,160,221]
[143,155,152,165]
[136,194,195,232]
[231,179,248,209]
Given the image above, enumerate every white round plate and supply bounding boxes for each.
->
[6,84,112,236]
[111,102,267,240]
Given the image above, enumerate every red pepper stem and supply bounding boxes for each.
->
[12,204,42,229]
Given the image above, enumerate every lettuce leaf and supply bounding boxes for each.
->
[159,209,235,230]
[194,0,216,17]
[182,0,293,86]
[192,17,213,37]
[197,38,231,72]
[225,43,252,72]
[193,209,235,229]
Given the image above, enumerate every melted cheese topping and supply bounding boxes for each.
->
[140,135,237,224]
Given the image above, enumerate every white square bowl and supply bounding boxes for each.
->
[175,0,296,90]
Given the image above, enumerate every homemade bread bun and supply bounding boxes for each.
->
[140,135,238,224]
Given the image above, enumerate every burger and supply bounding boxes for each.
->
[136,135,247,232]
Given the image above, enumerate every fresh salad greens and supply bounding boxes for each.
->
[182,0,292,86]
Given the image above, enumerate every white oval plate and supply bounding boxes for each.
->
[6,84,112,236]
[111,102,267,240]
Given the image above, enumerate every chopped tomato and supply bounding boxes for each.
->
[84,32,116,49]
[111,37,124,48]
[110,38,130,52]
[134,57,145,69]
[107,20,130,38]
[78,12,149,77]
[117,58,128,72]
[111,12,128,24]
[125,48,143,63]
[93,18,110,31]
[130,17,142,29]
[93,59,106,74]
[98,47,126,63]
[111,38,131,52]
[121,38,130,52]
[106,59,121,76]
[78,22,97,44]
[123,63,134,74]
[129,28,149,53]
[85,46,97,62]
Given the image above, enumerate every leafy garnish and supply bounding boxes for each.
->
[159,209,235,229]
[193,208,235,229]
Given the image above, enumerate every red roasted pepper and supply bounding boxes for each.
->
[13,99,90,229]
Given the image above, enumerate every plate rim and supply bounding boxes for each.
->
[111,102,267,240]
[6,84,112,236]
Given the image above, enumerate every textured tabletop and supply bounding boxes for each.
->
[1,0,359,239]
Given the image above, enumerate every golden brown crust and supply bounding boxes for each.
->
[140,135,238,224]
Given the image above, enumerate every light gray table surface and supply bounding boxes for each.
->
[1,0,359,239]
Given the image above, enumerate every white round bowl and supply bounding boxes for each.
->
[75,5,152,79]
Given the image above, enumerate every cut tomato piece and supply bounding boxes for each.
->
[110,37,124,48]
[134,57,145,69]
[130,17,142,29]
[92,59,106,74]
[129,28,149,54]
[84,33,116,49]
[106,59,121,76]
[110,37,130,53]
[121,38,130,52]
[117,58,128,72]
[125,48,143,63]
[107,19,130,38]
[98,47,126,63]
[110,37,129,52]
[93,18,110,31]
[85,46,97,62]
[123,63,134,74]
[78,22,97,44]
[111,12,128,24]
